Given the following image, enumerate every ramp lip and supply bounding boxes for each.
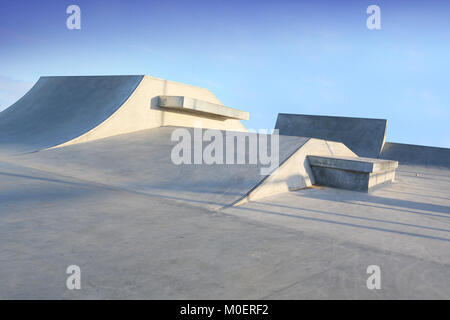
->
[39,74,146,78]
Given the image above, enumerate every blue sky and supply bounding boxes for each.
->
[0,0,449,147]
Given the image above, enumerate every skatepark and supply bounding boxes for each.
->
[0,75,449,299]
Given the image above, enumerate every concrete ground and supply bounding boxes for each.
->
[0,146,449,299]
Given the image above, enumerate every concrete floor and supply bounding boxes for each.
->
[0,148,449,299]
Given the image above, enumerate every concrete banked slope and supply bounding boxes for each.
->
[7,127,359,209]
[0,76,143,153]
[0,75,247,154]
[275,113,387,158]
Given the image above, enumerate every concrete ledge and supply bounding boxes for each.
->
[308,155,398,173]
[307,155,398,192]
[158,96,249,120]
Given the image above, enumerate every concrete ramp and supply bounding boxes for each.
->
[380,142,450,168]
[275,113,387,158]
[9,127,357,209]
[0,76,143,153]
[0,75,247,155]
[1,75,397,207]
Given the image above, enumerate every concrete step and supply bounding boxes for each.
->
[307,155,398,192]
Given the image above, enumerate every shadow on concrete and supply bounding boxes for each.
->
[253,201,450,233]
[228,203,450,243]
[299,190,450,216]
[0,171,96,188]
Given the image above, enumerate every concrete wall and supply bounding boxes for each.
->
[275,113,387,158]
[380,142,450,168]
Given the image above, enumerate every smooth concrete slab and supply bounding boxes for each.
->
[308,155,398,191]
[222,165,450,296]
[158,95,249,120]
[275,113,387,158]
[380,142,450,168]
[1,159,449,299]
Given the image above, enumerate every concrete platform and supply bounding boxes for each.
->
[158,95,249,120]
[1,159,449,299]
[308,155,398,191]
[275,113,387,158]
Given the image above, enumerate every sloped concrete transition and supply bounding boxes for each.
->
[0,75,398,202]
[0,75,449,299]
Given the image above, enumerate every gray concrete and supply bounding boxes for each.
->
[3,127,309,210]
[0,76,144,154]
[0,157,449,299]
[308,155,398,192]
[380,142,450,168]
[308,155,398,173]
[1,75,448,299]
[158,96,249,120]
[275,113,387,158]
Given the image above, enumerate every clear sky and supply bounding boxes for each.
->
[0,0,449,148]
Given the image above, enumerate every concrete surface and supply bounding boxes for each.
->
[275,113,387,158]
[236,138,357,205]
[308,155,398,191]
[2,127,310,210]
[308,156,398,173]
[0,75,448,299]
[0,75,247,154]
[0,76,143,153]
[380,142,450,168]
[0,158,449,299]
[4,127,363,208]
[310,166,396,192]
[158,96,249,120]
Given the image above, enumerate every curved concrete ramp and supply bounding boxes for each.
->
[0,75,247,155]
[380,142,450,168]
[0,76,143,153]
[275,113,387,158]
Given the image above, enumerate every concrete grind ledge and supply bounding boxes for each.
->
[158,95,249,120]
[308,155,398,192]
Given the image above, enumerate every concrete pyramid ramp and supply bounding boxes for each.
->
[275,113,387,158]
[9,127,357,209]
[0,75,247,155]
